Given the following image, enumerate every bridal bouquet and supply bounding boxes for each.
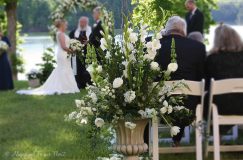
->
[0,40,9,56]
[66,16,194,138]
[68,39,85,57]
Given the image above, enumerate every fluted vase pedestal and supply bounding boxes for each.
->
[113,119,148,160]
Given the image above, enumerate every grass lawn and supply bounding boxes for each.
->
[0,81,243,160]
[0,81,109,160]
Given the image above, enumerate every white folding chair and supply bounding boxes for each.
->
[151,80,205,160]
[206,78,243,160]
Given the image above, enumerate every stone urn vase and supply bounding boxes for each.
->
[28,79,40,88]
[113,119,149,160]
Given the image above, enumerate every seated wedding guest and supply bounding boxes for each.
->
[155,16,206,146]
[0,31,14,90]
[206,24,243,118]
[188,31,204,43]
[69,17,92,89]
[89,7,103,49]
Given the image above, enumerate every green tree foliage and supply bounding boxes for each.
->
[17,0,55,32]
[132,0,218,33]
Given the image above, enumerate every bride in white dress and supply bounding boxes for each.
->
[17,19,80,95]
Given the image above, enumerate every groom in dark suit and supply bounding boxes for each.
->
[69,17,92,89]
[185,0,204,34]
[89,7,104,61]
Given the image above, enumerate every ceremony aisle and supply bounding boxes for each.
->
[0,81,242,160]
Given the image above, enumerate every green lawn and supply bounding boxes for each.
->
[0,81,109,160]
[0,81,243,160]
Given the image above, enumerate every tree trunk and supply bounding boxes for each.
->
[5,1,17,80]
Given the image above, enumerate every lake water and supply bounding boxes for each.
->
[18,25,243,80]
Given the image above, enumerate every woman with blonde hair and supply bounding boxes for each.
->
[17,19,80,95]
[206,24,243,118]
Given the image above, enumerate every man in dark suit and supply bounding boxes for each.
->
[185,0,204,34]
[89,7,103,49]
[155,16,206,146]
[69,17,91,89]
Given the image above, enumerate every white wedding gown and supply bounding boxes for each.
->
[17,31,80,95]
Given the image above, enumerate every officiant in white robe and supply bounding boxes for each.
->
[69,16,92,89]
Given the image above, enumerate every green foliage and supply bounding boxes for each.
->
[132,0,218,33]
[10,53,24,74]
[37,48,56,84]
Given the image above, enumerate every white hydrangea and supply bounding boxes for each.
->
[75,99,85,108]
[113,78,123,89]
[170,126,180,137]
[89,92,98,103]
[150,61,160,71]
[138,110,146,118]
[145,108,157,118]
[124,90,136,103]
[167,63,178,72]
[100,38,107,51]
[95,118,105,128]
[125,122,136,130]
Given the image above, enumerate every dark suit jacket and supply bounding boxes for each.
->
[89,21,103,48]
[155,34,206,110]
[185,9,204,34]
[205,51,243,116]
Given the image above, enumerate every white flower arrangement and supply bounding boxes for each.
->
[66,13,194,141]
[68,39,85,58]
[26,69,41,80]
[0,41,9,51]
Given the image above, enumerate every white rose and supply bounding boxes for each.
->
[144,53,156,61]
[125,122,136,130]
[145,41,152,49]
[113,78,123,89]
[124,90,136,103]
[95,118,105,128]
[170,126,180,137]
[80,118,88,124]
[152,39,161,51]
[100,38,107,51]
[150,61,160,71]
[167,105,173,114]
[160,107,167,114]
[167,63,178,72]
[97,65,103,73]
[163,100,168,107]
